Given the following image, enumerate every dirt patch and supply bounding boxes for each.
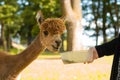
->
[21,56,113,80]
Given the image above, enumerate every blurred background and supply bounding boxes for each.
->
[0,0,120,80]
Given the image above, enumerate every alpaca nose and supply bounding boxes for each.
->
[55,40,62,47]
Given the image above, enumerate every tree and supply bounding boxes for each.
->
[0,0,21,51]
[91,0,100,45]
[60,0,83,51]
[82,0,120,44]
[108,0,120,37]
[102,0,107,43]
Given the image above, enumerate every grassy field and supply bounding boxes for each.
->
[20,55,113,80]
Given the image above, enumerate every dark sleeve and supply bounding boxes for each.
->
[95,35,120,57]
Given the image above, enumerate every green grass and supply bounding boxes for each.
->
[37,51,61,59]
[38,55,60,59]
[0,47,23,55]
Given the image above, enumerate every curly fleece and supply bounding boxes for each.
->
[40,18,66,35]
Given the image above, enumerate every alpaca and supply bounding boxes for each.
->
[0,11,66,80]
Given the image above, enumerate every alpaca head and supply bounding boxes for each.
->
[36,11,66,52]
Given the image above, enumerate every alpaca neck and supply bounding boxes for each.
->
[19,34,45,62]
[10,33,46,76]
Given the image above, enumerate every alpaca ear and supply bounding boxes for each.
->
[60,16,67,28]
[36,10,44,25]
[60,15,66,23]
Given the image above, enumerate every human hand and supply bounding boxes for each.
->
[84,47,98,64]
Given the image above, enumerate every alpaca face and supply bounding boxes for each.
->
[40,32,62,52]
[36,11,66,52]
[40,18,66,52]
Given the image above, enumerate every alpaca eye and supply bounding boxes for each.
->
[43,31,48,36]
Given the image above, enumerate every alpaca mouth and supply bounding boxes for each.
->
[52,45,59,50]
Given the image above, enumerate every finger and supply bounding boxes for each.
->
[87,60,94,63]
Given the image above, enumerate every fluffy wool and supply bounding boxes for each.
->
[40,18,66,35]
